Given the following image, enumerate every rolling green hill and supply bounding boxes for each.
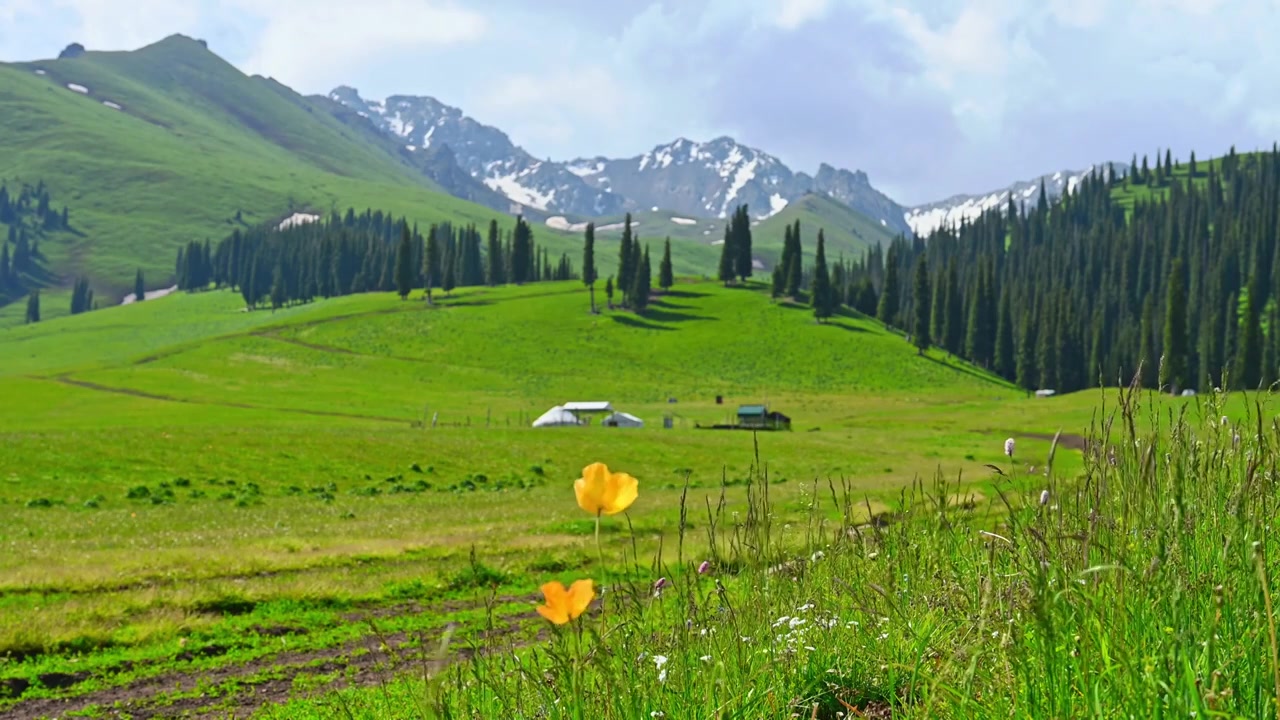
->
[754,192,901,265]
[0,35,575,303]
[548,192,901,278]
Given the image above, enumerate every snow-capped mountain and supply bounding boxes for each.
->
[904,163,1128,238]
[329,86,625,217]
[565,140,912,235]
[327,86,912,234]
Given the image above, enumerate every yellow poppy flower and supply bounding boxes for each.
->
[574,462,639,516]
[536,578,595,625]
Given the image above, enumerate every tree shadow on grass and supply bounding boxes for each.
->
[920,352,1006,386]
[649,298,694,310]
[611,314,676,331]
[642,307,714,323]
[825,319,869,333]
[664,289,710,299]
[436,299,495,308]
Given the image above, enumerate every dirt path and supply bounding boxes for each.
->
[46,375,409,425]
[1,596,543,720]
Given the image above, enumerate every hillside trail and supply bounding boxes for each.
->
[1,594,545,720]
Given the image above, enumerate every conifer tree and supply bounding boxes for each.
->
[659,237,674,292]
[994,287,1015,377]
[1160,258,1189,393]
[771,265,784,299]
[0,243,10,289]
[631,246,651,312]
[511,216,532,285]
[25,290,39,324]
[395,223,413,299]
[812,229,833,323]
[910,254,930,353]
[876,245,900,327]
[605,276,614,308]
[1139,297,1157,388]
[582,222,597,312]
[930,262,947,351]
[785,222,803,299]
[486,220,502,286]
[717,224,734,286]
[732,205,753,282]
[619,214,635,297]
[442,242,457,295]
[270,259,286,311]
[424,225,441,303]
[944,260,963,354]
[1037,301,1058,390]
[134,268,145,302]
[1236,277,1263,390]
[1016,311,1036,390]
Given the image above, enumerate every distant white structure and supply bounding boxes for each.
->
[563,401,613,413]
[533,401,644,428]
[531,406,583,428]
[603,411,644,428]
[120,285,178,305]
[278,212,320,231]
[1035,389,1056,398]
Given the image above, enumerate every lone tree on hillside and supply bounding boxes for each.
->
[582,222,597,312]
[731,205,753,283]
[25,290,39,324]
[617,214,634,302]
[134,268,145,302]
[659,237,674,292]
[394,223,413,299]
[811,229,833,323]
[911,255,931,354]
[717,224,734,286]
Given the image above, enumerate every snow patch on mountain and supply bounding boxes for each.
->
[904,163,1126,238]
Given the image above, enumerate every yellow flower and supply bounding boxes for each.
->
[536,579,595,625]
[574,462,639,516]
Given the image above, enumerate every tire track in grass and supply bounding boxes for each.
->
[0,597,551,720]
[43,375,409,424]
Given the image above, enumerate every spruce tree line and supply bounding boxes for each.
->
[841,146,1280,393]
[173,208,576,309]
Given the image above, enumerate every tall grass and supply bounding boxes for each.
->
[275,384,1280,718]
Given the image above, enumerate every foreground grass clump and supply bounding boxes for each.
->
[279,387,1280,718]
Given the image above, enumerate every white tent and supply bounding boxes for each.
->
[563,401,613,413]
[602,411,644,428]
[532,405,583,427]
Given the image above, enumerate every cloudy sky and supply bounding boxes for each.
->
[1,0,1277,205]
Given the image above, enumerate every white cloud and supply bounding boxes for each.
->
[470,65,635,150]
[772,0,832,29]
[35,0,202,52]
[223,0,487,91]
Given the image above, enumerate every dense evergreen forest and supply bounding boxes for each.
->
[175,208,578,310]
[0,180,72,309]
[809,146,1280,394]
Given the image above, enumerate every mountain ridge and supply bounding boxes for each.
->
[326,86,915,236]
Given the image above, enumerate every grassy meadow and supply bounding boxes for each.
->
[0,277,1249,718]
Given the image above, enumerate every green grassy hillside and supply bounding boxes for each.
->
[0,35,575,303]
[547,191,900,277]
[754,192,900,265]
[0,277,1185,715]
